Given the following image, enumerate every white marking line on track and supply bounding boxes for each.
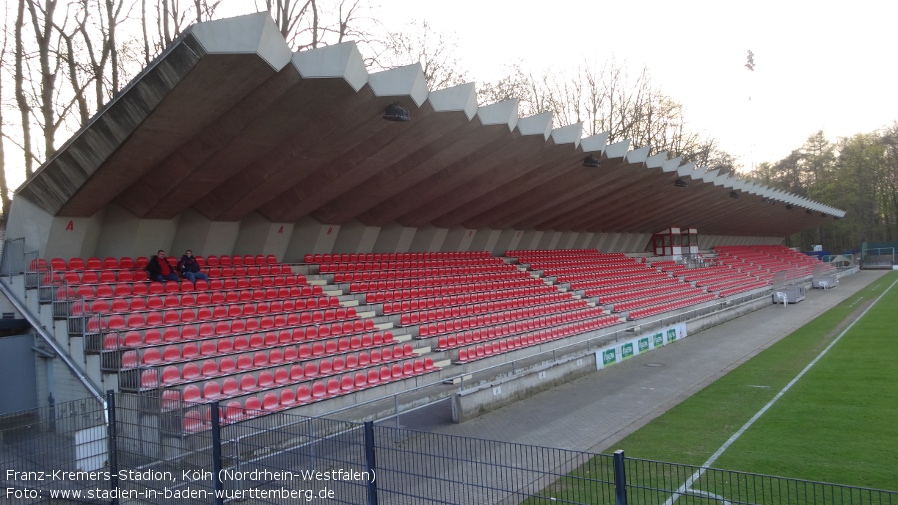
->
[664,278,898,505]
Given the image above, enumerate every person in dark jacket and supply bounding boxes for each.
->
[177,249,208,284]
[146,250,179,282]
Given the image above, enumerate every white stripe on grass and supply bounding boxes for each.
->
[664,277,898,505]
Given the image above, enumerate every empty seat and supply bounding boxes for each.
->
[296,385,312,403]
[262,392,280,411]
[203,381,224,400]
[240,374,259,392]
[311,381,327,399]
[182,410,205,434]
[182,385,202,403]
[181,363,201,381]
[243,396,262,417]
[280,388,297,407]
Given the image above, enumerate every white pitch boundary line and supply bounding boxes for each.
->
[664,277,898,505]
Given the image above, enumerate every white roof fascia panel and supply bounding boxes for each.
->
[580,132,609,153]
[293,41,368,91]
[676,161,697,176]
[626,146,651,165]
[428,82,478,120]
[190,12,293,71]
[661,157,683,173]
[550,122,583,147]
[477,99,519,131]
[368,63,429,106]
[517,112,554,140]
[713,173,732,186]
[604,140,631,160]
[689,166,708,180]
[646,151,668,169]
[702,169,719,182]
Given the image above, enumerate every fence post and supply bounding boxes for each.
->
[211,402,224,505]
[613,449,628,505]
[364,421,379,505]
[105,391,119,505]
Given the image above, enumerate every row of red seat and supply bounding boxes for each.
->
[693,272,755,288]
[72,286,327,315]
[418,304,599,338]
[715,281,771,297]
[58,274,307,300]
[627,293,718,320]
[519,258,637,270]
[318,258,504,273]
[706,277,770,293]
[50,264,292,286]
[101,315,374,356]
[362,278,545,303]
[399,293,574,326]
[679,266,739,282]
[598,283,690,304]
[347,272,525,292]
[43,254,278,272]
[381,285,556,315]
[87,301,349,333]
[112,325,387,353]
[506,249,624,260]
[455,318,617,363]
[306,251,491,263]
[180,357,438,434]
[540,263,646,278]
[116,329,394,370]
[332,264,514,283]
[583,278,682,298]
[566,271,669,288]
[613,288,707,312]
[150,342,413,390]
[436,310,615,351]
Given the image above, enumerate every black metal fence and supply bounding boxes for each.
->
[1,393,896,504]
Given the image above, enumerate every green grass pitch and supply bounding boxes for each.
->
[525,273,898,503]
[612,272,898,491]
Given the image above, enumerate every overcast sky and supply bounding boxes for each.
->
[370,0,898,171]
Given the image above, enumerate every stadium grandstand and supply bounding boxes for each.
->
[0,11,848,443]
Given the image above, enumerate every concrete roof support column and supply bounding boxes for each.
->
[538,231,563,250]
[409,225,449,252]
[558,231,579,250]
[171,210,238,258]
[442,227,478,252]
[493,229,524,255]
[333,220,380,254]
[373,223,417,253]
[234,213,294,262]
[576,232,596,249]
[519,230,544,251]
[286,217,340,262]
[469,228,501,253]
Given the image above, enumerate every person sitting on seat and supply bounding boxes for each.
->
[146,250,179,282]
[178,249,208,284]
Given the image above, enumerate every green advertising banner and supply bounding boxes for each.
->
[638,337,650,353]
[621,342,635,360]
[595,323,688,370]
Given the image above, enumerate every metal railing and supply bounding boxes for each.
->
[4,392,895,505]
